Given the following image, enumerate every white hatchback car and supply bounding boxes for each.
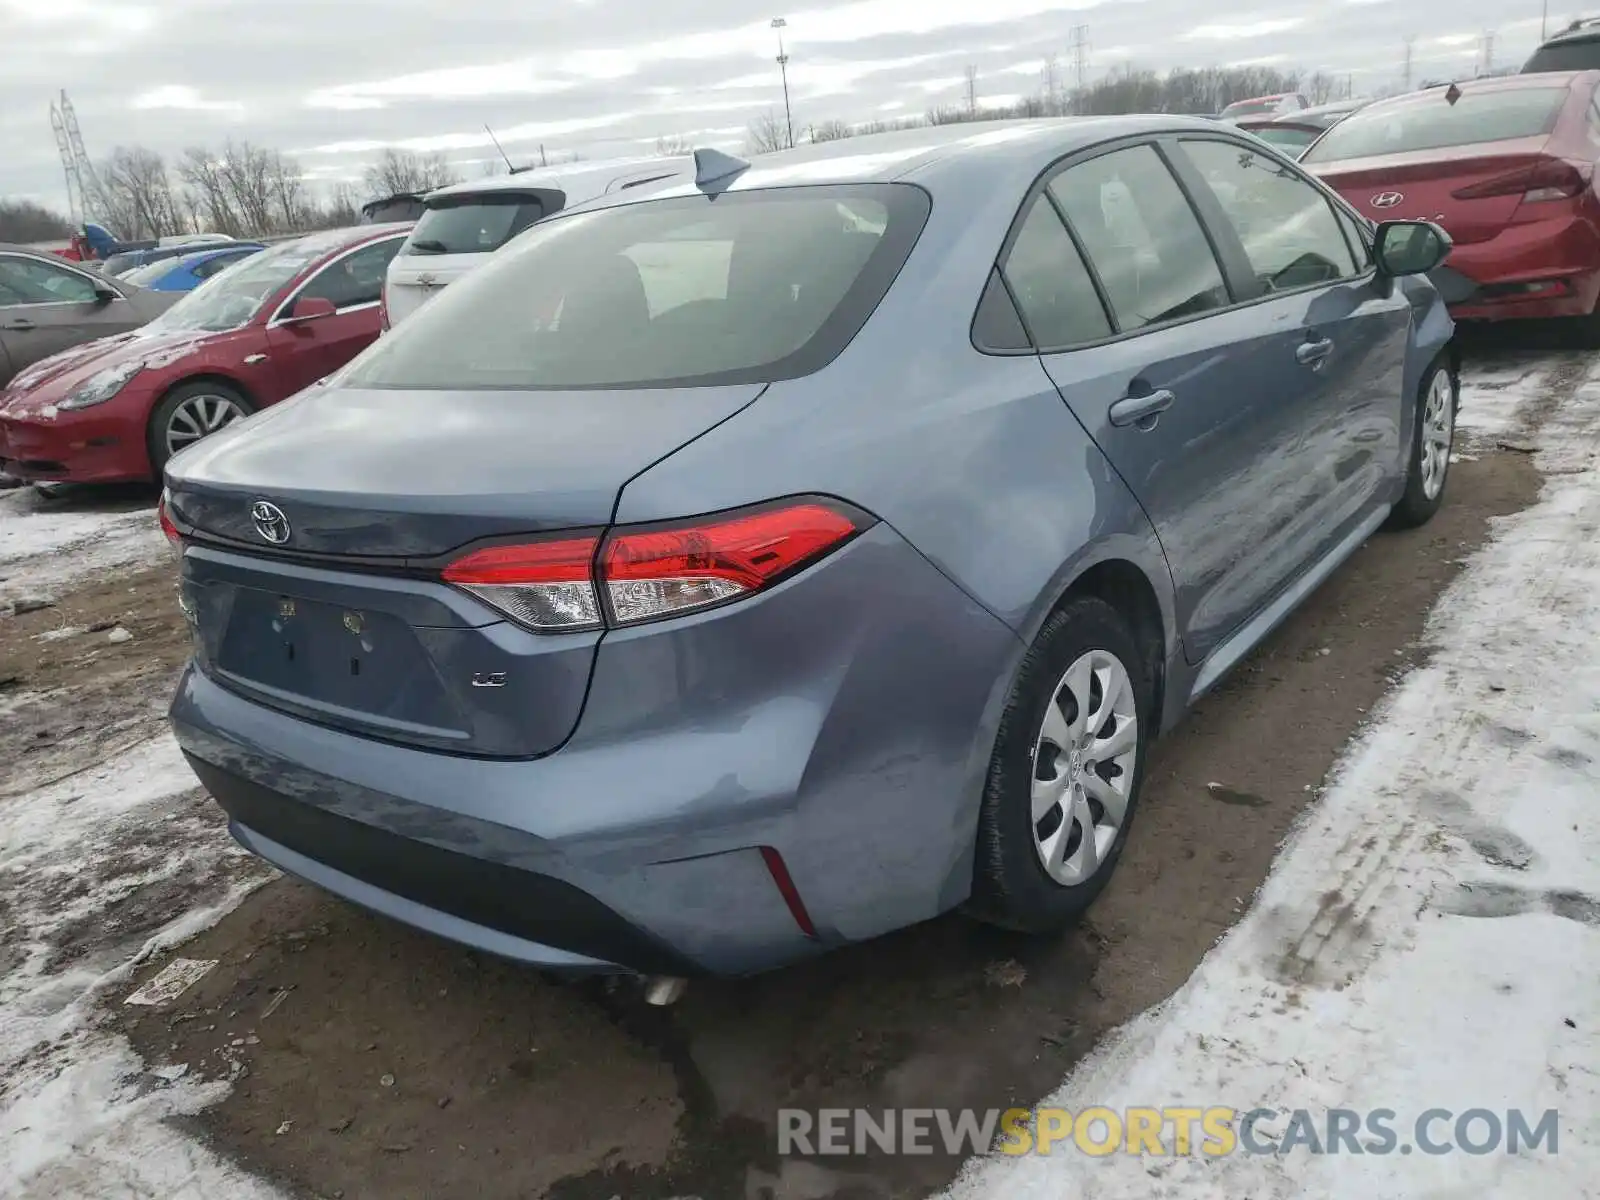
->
[381,156,694,328]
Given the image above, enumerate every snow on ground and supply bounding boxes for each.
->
[0,487,164,605]
[1456,349,1581,442]
[946,367,1600,1196]
[0,736,280,1198]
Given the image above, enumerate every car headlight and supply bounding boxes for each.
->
[59,361,144,411]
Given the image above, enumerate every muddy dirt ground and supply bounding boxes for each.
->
[0,344,1565,1200]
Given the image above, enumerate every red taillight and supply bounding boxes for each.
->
[157,492,183,552]
[601,502,862,625]
[441,535,602,630]
[1452,158,1590,203]
[439,500,866,632]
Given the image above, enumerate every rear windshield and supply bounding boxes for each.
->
[1222,99,1283,119]
[1524,41,1600,73]
[342,183,930,390]
[404,194,552,255]
[100,253,148,276]
[1303,87,1568,163]
[1249,126,1318,152]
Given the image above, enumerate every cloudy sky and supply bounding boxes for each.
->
[0,0,1558,212]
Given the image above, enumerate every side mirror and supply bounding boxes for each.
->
[1374,220,1452,277]
[283,295,337,324]
[92,283,118,305]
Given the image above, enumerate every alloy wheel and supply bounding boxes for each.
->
[1420,369,1455,501]
[1030,648,1139,887]
[166,393,247,458]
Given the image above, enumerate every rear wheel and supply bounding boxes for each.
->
[147,380,253,477]
[1386,357,1455,531]
[968,596,1151,933]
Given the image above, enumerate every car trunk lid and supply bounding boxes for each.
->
[1309,136,1556,245]
[383,253,488,327]
[166,381,766,756]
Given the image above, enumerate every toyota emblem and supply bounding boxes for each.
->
[250,500,291,545]
[1371,191,1404,209]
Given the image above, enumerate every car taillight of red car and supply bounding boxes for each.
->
[441,498,870,632]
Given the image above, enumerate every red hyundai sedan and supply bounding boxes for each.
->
[0,223,408,484]
[1302,71,1600,335]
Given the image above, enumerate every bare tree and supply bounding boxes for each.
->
[98,146,183,239]
[0,199,72,243]
[745,111,790,155]
[362,148,459,197]
[809,119,854,143]
[322,182,362,229]
[178,147,242,235]
[1303,71,1338,104]
[655,134,693,156]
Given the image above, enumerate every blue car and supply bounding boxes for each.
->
[117,244,266,292]
[161,119,1456,983]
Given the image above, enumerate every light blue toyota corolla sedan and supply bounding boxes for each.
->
[161,118,1457,984]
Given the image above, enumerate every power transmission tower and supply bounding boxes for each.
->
[964,64,979,115]
[49,91,103,228]
[1401,34,1416,90]
[1479,29,1496,75]
[1068,24,1090,113]
[1041,53,1063,113]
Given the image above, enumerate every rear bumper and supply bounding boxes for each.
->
[170,523,1022,975]
[1443,211,1600,321]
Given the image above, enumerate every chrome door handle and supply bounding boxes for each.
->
[1108,389,1175,428]
[2,318,35,332]
[1296,337,1334,365]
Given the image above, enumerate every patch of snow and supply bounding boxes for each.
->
[0,733,278,1197]
[32,625,85,642]
[0,488,164,603]
[1456,352,1575,441]
[946,365,1600,1197]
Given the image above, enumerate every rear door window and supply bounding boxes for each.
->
[1303,87,1570,163]
[1180,139,1358,291]
[1048,144,1231,333]
[405,194,550,255]
[341,184,930,390]
[997,196,1110,348]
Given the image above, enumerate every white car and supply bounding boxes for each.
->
[381,156,694,328]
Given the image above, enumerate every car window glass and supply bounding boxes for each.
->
[998,196,1110,347]
[0,256,100,305]
[407,196,547,255]
[1048,145,1229,333]
[299,239,404,310]
[973,268,1031,350]
[341,185,926,390]
[1303,87,1567,163]
[1336,207,1374,269]
[1181,139,1358,291]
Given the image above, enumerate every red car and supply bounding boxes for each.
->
[0,223,409,484]
[1302,71,1600,335]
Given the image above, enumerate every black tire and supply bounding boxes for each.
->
[967,595,1152,933]
[1385,355,1457,531]
[146,380,254,479]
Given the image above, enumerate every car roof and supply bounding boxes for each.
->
[569,116,1245,214]
[422,156,693,202]
[164,243,267,267]
[276,222,413,260]
[1379,69,1598,105]
[1539,18,1600,44]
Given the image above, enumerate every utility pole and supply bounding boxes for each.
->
[1542,0,1548,41]
[1479,28,1496,75]
[772,17,795,149]
[964,64,979,115]
[1402,34,1416,90]
[1068,24,1090,113]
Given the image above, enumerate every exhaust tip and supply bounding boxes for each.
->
[642,976,687,1007]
